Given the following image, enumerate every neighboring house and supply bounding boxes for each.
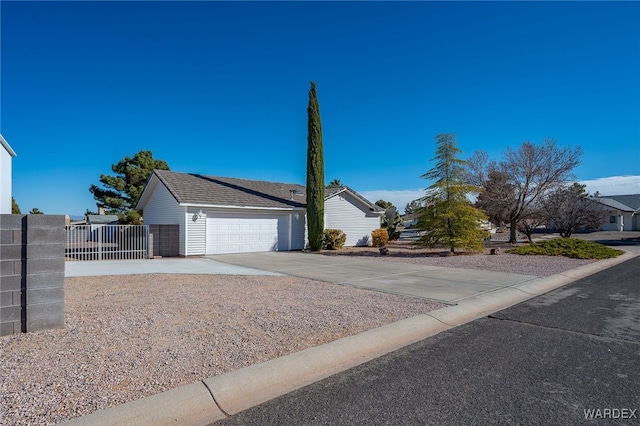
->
[86,214,120,225]
[591,195,640,231]
[0,134,17,214]
[136,170,383,255]
[86,214,120,242]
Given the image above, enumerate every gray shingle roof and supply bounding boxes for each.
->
[607,194,640,210]
[592,195,640,212]
[145,171,383,213]
[154,170,307,209]
[87,215,119,224]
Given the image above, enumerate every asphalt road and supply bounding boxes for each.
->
[215,256,640,425]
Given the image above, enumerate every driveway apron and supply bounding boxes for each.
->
[207,252,538,304]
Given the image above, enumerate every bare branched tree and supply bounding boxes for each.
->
[475,170,515,227]
[542,183,606,237]
[469,138,583,243]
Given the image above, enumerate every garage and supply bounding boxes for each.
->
[206,215,280,254]
[137,171,382,256]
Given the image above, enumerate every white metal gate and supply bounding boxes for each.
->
[65,225,149,261]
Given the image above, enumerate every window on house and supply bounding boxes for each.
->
[610,215,616,224]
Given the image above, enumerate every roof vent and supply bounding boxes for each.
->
[290,189,303,200]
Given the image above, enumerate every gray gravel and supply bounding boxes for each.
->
[373,252,593,276]
[0,274,445,425]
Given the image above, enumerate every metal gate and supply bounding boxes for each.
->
[65,225,149,261]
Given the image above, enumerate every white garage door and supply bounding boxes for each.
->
[206,216,279,254]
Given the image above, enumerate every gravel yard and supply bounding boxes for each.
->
[0,274,445,425]
[322,250,594,276]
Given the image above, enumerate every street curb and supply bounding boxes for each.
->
[59,251,638,425]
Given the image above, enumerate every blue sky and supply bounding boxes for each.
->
[1,1,639,216]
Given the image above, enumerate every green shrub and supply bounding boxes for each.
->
[371,228,389,247]
[505,238,624,260]
[323,229,347,250]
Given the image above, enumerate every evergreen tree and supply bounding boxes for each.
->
[89,150,169,222]
[417,133,487,253]
[306,82,325,251]
[11,197,21,214]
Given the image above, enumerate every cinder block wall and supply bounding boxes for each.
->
[149,224,179,257]
[0,214,65,336]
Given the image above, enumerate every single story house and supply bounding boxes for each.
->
[591,195,640,231]
[0,134,17,214]
[136,170,384,255]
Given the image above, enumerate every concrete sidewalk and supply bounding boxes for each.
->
[60,250,638,425]
[64,257,283,277]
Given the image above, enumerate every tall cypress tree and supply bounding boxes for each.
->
[306,82,325,251]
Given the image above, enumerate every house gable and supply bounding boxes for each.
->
[325,188,383,246]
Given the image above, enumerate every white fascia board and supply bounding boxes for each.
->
[0,134,17,157]
[179,203,306,211]
[324,188,347,199]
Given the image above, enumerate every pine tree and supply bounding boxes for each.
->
[89,150,169,222]
[417,133,487,253]
[306,82,325,251]
[11,197,21,214]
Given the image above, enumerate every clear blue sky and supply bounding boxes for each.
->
[1,1,639,216]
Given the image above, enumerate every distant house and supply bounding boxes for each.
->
[0,134,17,214]
[591,195,640,231]
[136,170,383,255]
[86,215,119,225]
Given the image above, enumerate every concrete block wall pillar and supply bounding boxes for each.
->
[0,215,25,336]
[24,215,65,332]
[0,214,65,336]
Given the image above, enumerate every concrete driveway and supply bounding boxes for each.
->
[208,252,539,304]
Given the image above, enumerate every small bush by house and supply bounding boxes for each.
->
[323,229,347,250]
[371,228,389,247]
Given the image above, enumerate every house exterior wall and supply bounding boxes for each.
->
[140,181,188,255]
[186,207,207,255]
[623,212,634,231]
[599,210,635,232]
[1,147,12,214]
[325,192,381,246]
[289,211,306,250]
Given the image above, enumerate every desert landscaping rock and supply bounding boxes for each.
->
[0,274,445,425]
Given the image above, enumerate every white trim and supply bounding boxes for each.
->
[0,134,17,157]
[179,203,305,211]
